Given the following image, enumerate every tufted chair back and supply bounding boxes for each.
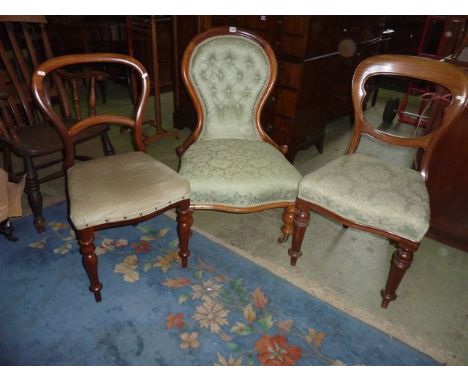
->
[181,27,277,142]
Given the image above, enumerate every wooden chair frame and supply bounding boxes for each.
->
[288,54,468,308]
[32,53,192,302]
[177,26,296,243]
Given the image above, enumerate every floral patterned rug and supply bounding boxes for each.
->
[0,202,437,365]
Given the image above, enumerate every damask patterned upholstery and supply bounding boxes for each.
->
[68,152,191,230]
[188,35,270,141]
[298,153,430,242]
[180,139,301,208]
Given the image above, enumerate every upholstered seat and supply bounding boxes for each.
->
[180,139,301,208]
[298,153,429,242]
[68,151,191,230]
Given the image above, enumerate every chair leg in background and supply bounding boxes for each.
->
[380,244,415,308]
[315,135,324,154]
[278,204,296,243]
[2,146,13,177]
[288,205,310,266]
[99,79,107,105]
[177,199,193,268]
[100,131,115,156]
[126,67,135,104]
[77,228,103,302]
[24,156,45,233]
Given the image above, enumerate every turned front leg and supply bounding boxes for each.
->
[288,205,310,266]
[77,228,103,302]
[380,245,414,308]
[177,199,193,268]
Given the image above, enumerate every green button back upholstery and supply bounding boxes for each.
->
[189,35,270,141]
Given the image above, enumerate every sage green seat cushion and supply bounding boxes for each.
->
[68,152,190,230]
[179,139,301,208]
[299,153,430,242]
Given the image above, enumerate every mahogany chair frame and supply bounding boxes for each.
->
[0,16,115,232]
[32,53,192,302]
[288,54,468,308]
[177,26,296,243]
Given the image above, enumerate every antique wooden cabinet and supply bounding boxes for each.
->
[426,107,468,252]
[425,53,468,252]
[172,15,387,161]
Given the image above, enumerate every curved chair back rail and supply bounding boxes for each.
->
[178,26,284,155]
[350,54,468,179]
[32,53,150,169]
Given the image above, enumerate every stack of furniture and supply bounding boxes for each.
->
[49,16,178,146]
[0,16,114,232]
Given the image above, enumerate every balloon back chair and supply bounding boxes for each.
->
[32,53,191,302]
[177,27,302,256]
[288,54,468,308]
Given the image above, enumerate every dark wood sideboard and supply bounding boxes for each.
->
[172,15,387,161]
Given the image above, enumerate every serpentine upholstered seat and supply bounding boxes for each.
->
[288,54,468,308]
[178,27,301,251]
[68,151,190,230]
[180,139,300,208]
[298,153,429,242]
